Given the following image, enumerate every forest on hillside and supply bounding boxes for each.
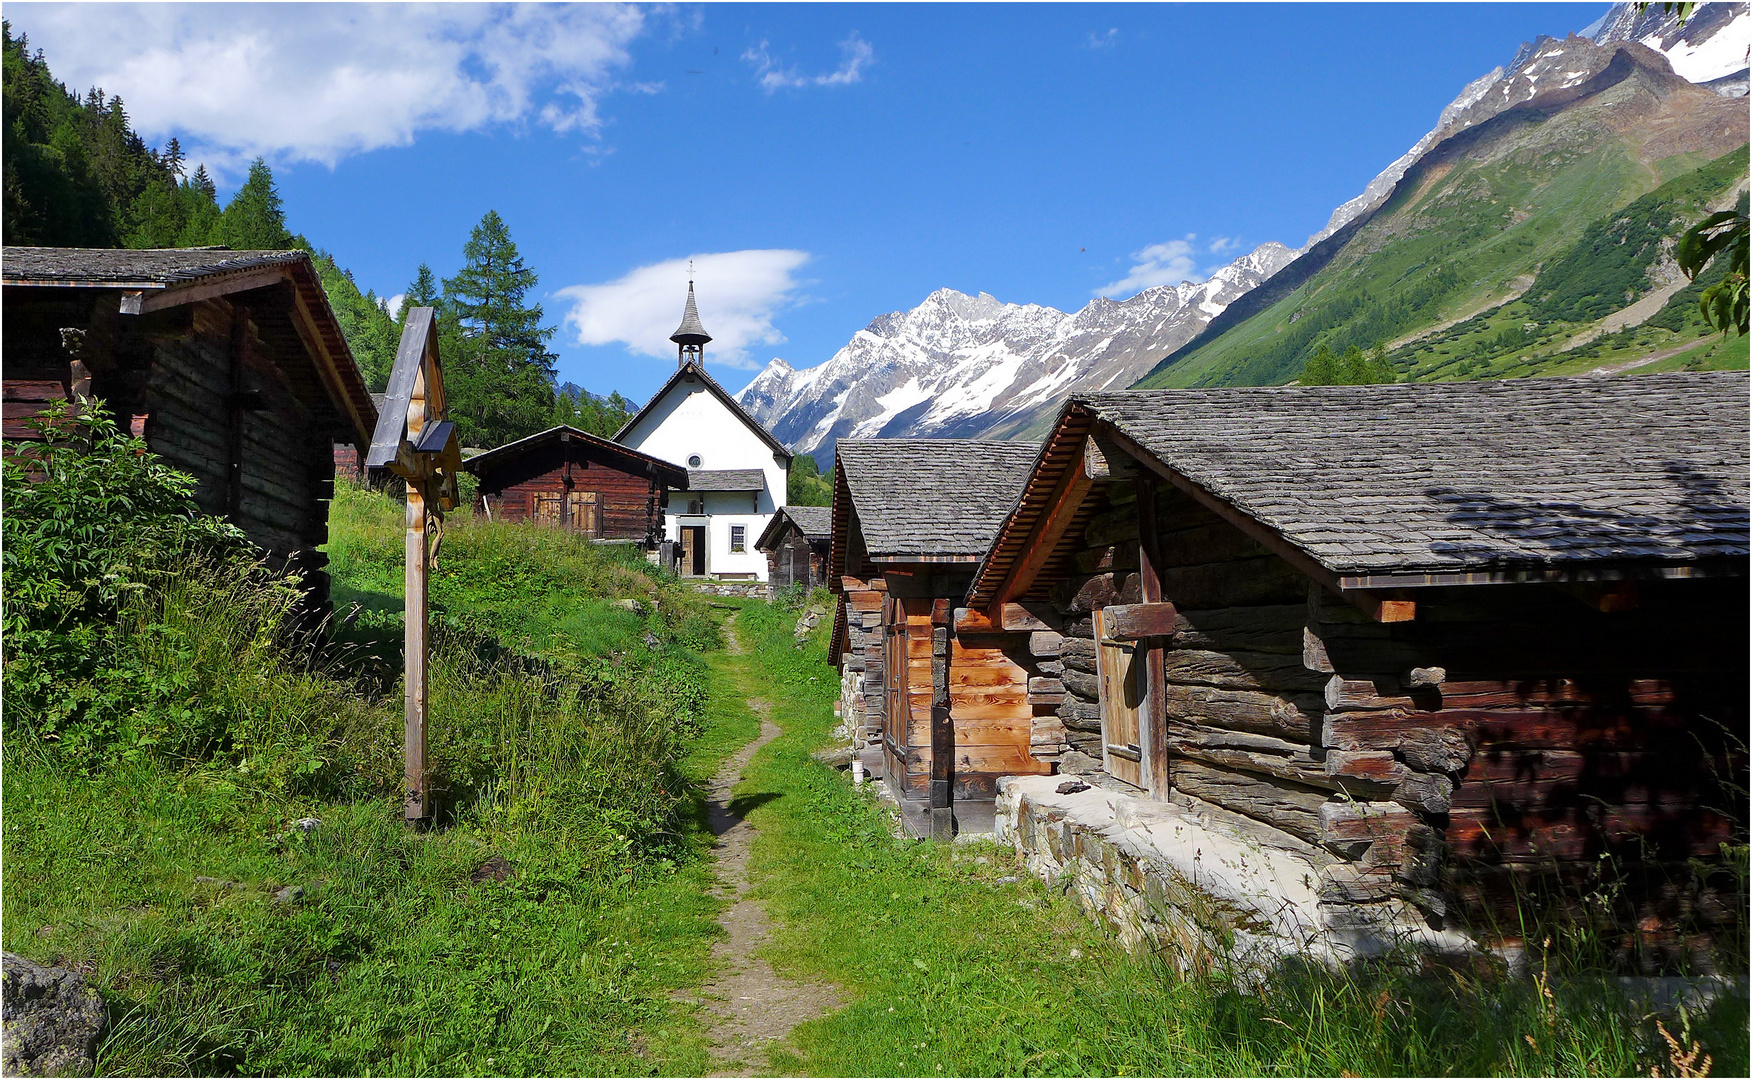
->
[1,21,632,450]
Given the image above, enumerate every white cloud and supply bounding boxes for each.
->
[742,33,873,93]
[558,250,811,371]
[385,294,406,320]
[1087,28,1119,49]
[3,3,652,176]
[1207,236,1242,255]
[1097,237,1205,298]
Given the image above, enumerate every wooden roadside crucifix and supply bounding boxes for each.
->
[365,308,461,823]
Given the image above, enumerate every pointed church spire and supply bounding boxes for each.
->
[670,268,711,368]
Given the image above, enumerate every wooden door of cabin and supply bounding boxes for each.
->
[883,596,908,787]
[531,491,563,525]
[1093,607,1146,788]
[566,490,598,535]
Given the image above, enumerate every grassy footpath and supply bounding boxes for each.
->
[2,481,745,1076]
[721,600,1750,1078]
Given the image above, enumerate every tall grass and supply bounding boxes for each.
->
[3,437,730,1073]
[721,599,1750,1078]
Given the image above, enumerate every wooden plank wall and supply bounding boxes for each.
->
[475,440,663,542]
[144,300,333,577]
[766,528,822,590]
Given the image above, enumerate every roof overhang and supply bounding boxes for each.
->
[5,252,378,451]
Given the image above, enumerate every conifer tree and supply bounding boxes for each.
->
[440,211,557,446]
[219,158,293,249]
[190,164,216,200]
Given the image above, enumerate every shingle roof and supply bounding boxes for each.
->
[779,504,832,539]
[3,246,306,285]
[688,468,765,491]
[461,424,688,488]
[837,438,1041,560]
[1077,372,1748,580]
[670,281,711,345]
[755,505,833,551]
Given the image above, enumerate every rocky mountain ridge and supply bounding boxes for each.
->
[737,2,1750,460]
[738,241,1298,458]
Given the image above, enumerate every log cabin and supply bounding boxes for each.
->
[461,424,688,544]
[2,246,378,606]
[755,505,831,593]
[967,372,1749,959]
[831,437,1048,838]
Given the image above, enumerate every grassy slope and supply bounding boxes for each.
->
[1137,82,1748,391]
[715,601,1749,1077]
[2,487,735,1076]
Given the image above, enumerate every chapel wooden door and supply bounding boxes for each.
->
[531,492,563,525]
[1093,607,1145,788]
[567,490,598,534]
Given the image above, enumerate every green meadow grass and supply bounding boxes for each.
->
[718,600,1749,1077]
[3,480,733,1076]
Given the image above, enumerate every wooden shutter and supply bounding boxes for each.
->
[531,492,563,525]
[1093,607,1145,788]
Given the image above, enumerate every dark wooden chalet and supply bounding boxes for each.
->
[462,424,687,543]
[831,437,1047,838]
[966,372,1749,950]
[756,505,831,591]
[2,246,378,603]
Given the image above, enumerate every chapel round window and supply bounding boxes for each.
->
[688,454,703,468]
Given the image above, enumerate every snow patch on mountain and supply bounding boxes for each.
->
[736,241,1299,459]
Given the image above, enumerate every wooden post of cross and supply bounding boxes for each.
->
[365,308,461,823]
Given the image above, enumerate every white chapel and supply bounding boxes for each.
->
[614,281,791,580]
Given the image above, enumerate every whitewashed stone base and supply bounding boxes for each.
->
[994,774,1472,970]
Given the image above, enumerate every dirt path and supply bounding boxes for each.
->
[687,614,842,1076]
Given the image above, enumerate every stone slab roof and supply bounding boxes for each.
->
[838,438,1041,560]
[3,247,305,285]
[1077,372,1749,580]
[688,468,765,491]
[756,505,833,551]
[779,504,832,539]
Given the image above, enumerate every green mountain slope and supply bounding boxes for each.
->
[1137,44,1749,391]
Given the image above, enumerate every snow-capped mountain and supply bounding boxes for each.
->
[738,2,1749,462]
[738,242,1298,459]
[1310,1,1749,245]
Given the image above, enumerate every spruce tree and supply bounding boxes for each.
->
[219,158,293,249]
[440,211,557,446]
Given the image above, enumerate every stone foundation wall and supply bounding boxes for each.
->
[995,774,1468,969]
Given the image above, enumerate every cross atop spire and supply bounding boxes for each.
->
[670,275,711,368]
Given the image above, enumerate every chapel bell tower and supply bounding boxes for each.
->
[670,274,711,369]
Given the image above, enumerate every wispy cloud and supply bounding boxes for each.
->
[3,3,653,177]
[1097,236,1205,298]
[1087,28,1119,49]
[742,33,873,93]
[558,250,811,370]
[1207,236,1242,255]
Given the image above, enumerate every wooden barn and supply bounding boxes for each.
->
[967,372,1749,953]
[831,438,1049,838]
[756,505,831,592]
[462,424,687,543]
[2,247,377,604]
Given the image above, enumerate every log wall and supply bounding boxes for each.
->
[474,440,665,543]
[1013,476,1747,948]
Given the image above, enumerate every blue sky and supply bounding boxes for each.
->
[12,2,1600,403]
